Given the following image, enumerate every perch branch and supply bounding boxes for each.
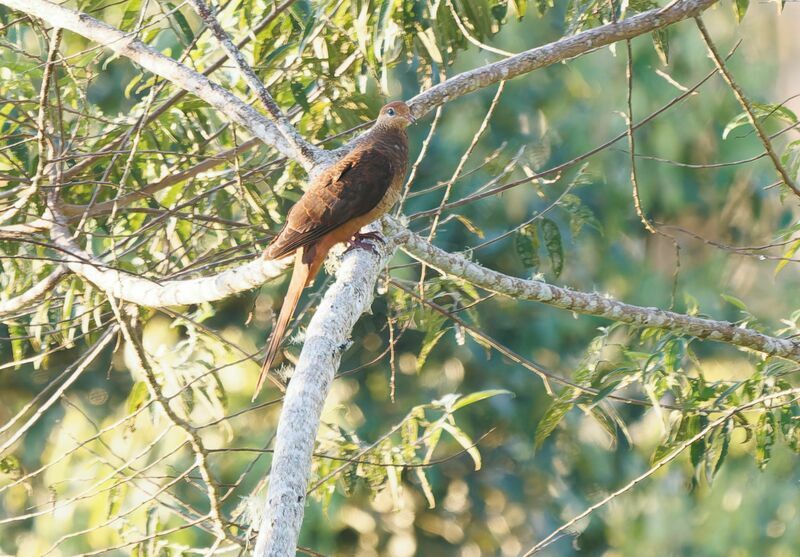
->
[253,227,394,557]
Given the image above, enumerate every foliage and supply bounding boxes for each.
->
[1,0,800,555]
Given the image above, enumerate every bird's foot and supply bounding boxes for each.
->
[345,231,386,255]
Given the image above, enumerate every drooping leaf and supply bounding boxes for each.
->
[755,411,776,469]
[734,0,749,21]
[541,218,564,277]
[441,421,481,470]
[515,222,540,269]
[535,388,575,448]
[652,27,668,64]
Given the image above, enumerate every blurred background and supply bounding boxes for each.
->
[1,0,800,555]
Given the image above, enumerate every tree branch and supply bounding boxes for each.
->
[388,219,800,362]
[0,0,323,171]
[407,0,718,118]
[253,226,394,557]
[185,0,320,169]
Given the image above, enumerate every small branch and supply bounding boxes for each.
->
[186,0,320,169]
[48,206,291,307]
[0,0,319,170]
[253,226,394,557]
[388,219,800,361]
[695,17,800,199]
[407,0,719,119]
[59,138,261,220]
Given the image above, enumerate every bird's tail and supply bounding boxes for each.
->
[253,249,310,400]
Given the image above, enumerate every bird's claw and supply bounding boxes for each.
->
[345,231,385,255]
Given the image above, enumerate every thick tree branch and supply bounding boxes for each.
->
[0,0,323,171]
[388,220,800,362]
[253,227,393,557]
[48,207,291,307]
[407,0,718,118]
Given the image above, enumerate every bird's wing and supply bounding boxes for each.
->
[266,146,396,259]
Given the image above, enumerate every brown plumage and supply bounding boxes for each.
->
[253,100,414,399]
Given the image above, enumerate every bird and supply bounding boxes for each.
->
[253,100,415,399]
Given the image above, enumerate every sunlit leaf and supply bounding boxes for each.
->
[451,389,513,411]
[441,421,481,470]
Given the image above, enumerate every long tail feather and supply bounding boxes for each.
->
[253,250,310,400]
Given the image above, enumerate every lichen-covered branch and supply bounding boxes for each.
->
[0,0,323,170]
[389,220,800,361]
[407,0,718,118]
[253,227,394,557]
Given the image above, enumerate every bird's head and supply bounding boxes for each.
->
[376,101,416,129]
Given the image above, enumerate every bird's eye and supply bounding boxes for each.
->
[387,108,395,116]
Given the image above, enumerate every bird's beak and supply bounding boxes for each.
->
[406,113,417,125]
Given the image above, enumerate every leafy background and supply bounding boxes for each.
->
[1,0,800,555]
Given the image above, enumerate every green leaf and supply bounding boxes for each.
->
[0,455,21,477]
[120,0,142,29]
[9,324,25,369]
[165,2,194,44]
[515,222,540,269]
[290,81,311,111]
[512,0,527,19]
[127,381,150,415]
[451,389,513,411]
[774,237,800,277]
[541,218,564,277]
[106,483,126,519]
[588,406,618,447]
[734,0,749,22]
[755,411,776,469]
[708,420,732,483]
[723,103,797,140]
[453,214,485,238]
[652,28,668,64]
[781,139,800,183]
[591,381,621,404]
[535,388,575,448]
[417,328,447,372]
[720,293,748,311]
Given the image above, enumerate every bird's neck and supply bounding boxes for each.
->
[367,123,408,146]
